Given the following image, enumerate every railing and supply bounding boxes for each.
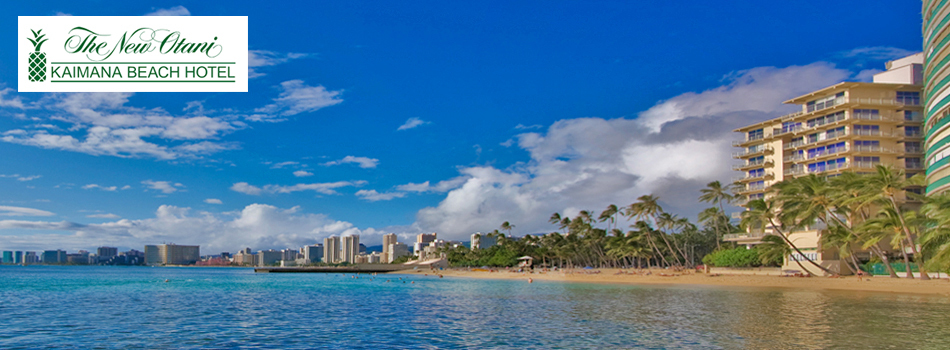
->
[732,172,773,183]
[785,153,805,162]
[784,141,805,150]
[905,147,923,153]
[731,146,773,158]
[850,97,919,107]
[904,163,924,170]
[723,230,771,241]
[904,132,923,138]
[785,168,805,176]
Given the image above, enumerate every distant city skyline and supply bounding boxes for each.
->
[0,1,924,252]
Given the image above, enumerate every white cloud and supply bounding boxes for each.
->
[0,88,26,109]
[411,62,852,240]
[515,124,543,130]
[293,170,314,177]
[230,182,263,195]
[396,177,468,193]
[82,184,118,191]
[204,198,223,204]
[264,181,366,195]
[248,50,310,78]
[838,46,917,61]
[0,206,55,217]
[87,213,120,219]
[0,174,42,182]
[145,6,191,16]
[397,117,430,131]
[270,161,299,169]
[253,80,343,120]
[142,180,182,194]
[355,189,406,202]
[322,156,379,169]
[0,204,386,253]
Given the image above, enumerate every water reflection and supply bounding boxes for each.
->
[1,267,949,349]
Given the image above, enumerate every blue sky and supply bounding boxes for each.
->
[0,1,925,253]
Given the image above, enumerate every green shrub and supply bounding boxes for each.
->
[702,247,762,267]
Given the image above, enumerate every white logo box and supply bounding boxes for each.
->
[18,16,248,92]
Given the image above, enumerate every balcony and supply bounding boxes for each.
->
[850,97,920,107]
[734,182,768,194]
[784,168,805,176]
[783,141,805,150]
[785,153,805,162]
[732,160,774,171]
[733,172,774,183]
[905,146,923,153]
[731,146,773,158]
[723,230,772,243]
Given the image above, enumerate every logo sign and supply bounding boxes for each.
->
[18,16,248,92]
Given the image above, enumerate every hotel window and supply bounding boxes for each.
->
[808,158,847,173]
[806,111,845,128]
[906,157,922,169]
[806,92,845,113]
[748,129,764,141]
[905,126,921,137]
[896,91,920,105]
[903,110,922,121]
[854,140,879,151]
[781,121,801,133]
[852,109,880,120]
[854,156,880,168]
[905,142,921,153]
[749,181,766,191]
[748,168,765,178]
[853,125,879,136]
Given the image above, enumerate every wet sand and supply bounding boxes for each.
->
[401,268,950,296]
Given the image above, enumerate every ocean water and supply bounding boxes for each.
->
[1,266,949,349]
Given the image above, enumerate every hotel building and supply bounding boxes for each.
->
[324,236,341,263]
[730,53,923,274]
[924,0,950,193]
[381,233,397,263]
[144,244,200,266]
[341,235,360,263]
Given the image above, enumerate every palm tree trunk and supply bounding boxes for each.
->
[870,244,900,278]
[766,218,836,276]
[898,239,914,279]
[889,196,930,280]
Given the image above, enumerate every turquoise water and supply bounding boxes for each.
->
[1,266,949,349]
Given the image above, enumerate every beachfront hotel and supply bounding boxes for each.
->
[729,53,924,274]
[924,0,950,194]
[144,244,200,266]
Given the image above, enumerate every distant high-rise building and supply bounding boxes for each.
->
[24,251,38,264]
[257,250,282,266]
[232,250,256,265]
[13,251,23,264]
[324,236,341,263]
[382,233,397,263]
[144,244,200,265]
[417,233,437,244]
[1,251,11,264]
[388,242,409,263]
[471,232,498,250]
[41,250,66,264]
[281,249,298,262]
[302,244,323,264]
[342,235,360,263]
[97,247,118,259]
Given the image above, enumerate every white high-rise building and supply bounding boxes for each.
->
[342,235,360,263]
[388,242,409,263]
[381,233,397,263]
[324,236,341,263]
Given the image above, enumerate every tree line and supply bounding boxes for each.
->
[442,165,950,279]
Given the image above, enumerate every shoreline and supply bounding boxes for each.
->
[399,268,950,296]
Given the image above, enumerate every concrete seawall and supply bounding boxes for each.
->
[254,264,413,273]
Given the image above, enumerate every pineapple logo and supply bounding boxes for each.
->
[27,29,49,82]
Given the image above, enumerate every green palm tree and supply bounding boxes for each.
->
[757,234,798,269]
[599,204,620,232]
[500,221,515,237]
[863,165,930,280]
[699,181,734,249]
[740,198,834,276]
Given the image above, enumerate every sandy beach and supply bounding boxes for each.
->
[401,268,950,296]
